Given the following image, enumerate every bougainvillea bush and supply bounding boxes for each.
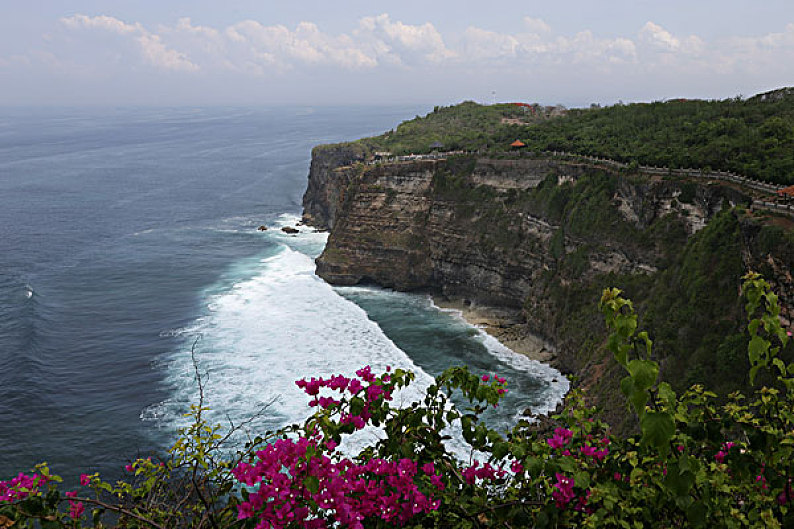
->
[1,272,793,528]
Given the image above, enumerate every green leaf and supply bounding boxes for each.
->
[637,331,653,358]
[748,335,770,377]
[773,358,786,376]
[304,475,319,494]
[629,389,649,418]
[492,442,509,460]
[749,365,761,387]
[627,359,659,391]
[350,397,366,416]
[620,375,633,398]
[640,411,675,452]
[658,382,676,406]
[686,501,708,527]
[664,469,694,497]
[615,313,638,339]
[511,444,526,459]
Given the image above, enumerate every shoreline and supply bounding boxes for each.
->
[431,296,557,365]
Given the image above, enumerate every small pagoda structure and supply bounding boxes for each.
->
[510,139,526,149]
[777,185,794,207]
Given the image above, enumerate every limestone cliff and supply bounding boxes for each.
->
[302,143,368,230]
[302,149,794,428]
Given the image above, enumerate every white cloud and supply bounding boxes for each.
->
[459,24,636,66]
[461,27,520,60]
[639,21,703,54]
[26,13,793,104]
[61,14,198,72]
[356,14,456,64]
[61,14,141,35]
[220,19,377,71]
[137,34,198,72]
[523,17,551,34]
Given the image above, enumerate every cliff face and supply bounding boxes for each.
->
[302,144,368,230]
[302,149,793,427]
[311,154,747,309]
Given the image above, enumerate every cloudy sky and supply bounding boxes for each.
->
[2,0,793,107]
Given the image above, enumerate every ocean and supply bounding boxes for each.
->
[0,106,567,482]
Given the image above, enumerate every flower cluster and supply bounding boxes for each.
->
[0,472,45,502]
[233,367,441,529]
[714,441,735,464]
[295,366,393,431]
[546,427,574,450]
[232,436,441,529]
[579,438,609,462]
[551,473,575,508]
[481,374,508,395]
[64,490,85,519]
[461,460,507,485]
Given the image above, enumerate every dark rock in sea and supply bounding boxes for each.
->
[257,225,268,231]
[281,226,299,234]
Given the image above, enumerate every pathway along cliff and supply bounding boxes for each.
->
[302,144,794,431]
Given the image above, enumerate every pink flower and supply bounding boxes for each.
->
[481,375,490,382]
[79,474,91,486]
[510,460,523,473]
[355,366,375,382]
[421,463,435,475]
[68,501,85,519]
[348,379,363,394]
[552,473,576,508]
[65,490,78,498]
[124,463,133,472]
[366,384,384,402]
[546,427,574,450]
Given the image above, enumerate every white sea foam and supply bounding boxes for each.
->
[152,213,567,458]
[155,238,435,450]
[430,301,570,420]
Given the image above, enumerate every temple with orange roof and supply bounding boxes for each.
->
[778,185,794,198]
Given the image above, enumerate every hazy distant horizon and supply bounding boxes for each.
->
[0,87,789,112]
[2,1,793,107]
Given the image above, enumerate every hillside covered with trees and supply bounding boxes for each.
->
[360,88,794,185]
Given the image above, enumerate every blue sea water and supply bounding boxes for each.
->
[0,107,567,482]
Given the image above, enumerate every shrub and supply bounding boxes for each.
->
[1,275,793,527]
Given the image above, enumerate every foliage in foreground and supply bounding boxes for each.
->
[1,274,793,528]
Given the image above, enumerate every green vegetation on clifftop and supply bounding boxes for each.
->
[354,87,794,184]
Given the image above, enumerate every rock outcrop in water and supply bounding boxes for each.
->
[302,149,794,429]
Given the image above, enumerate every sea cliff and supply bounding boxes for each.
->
[302,147,794,429]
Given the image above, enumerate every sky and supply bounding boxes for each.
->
[1,1,794,107]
